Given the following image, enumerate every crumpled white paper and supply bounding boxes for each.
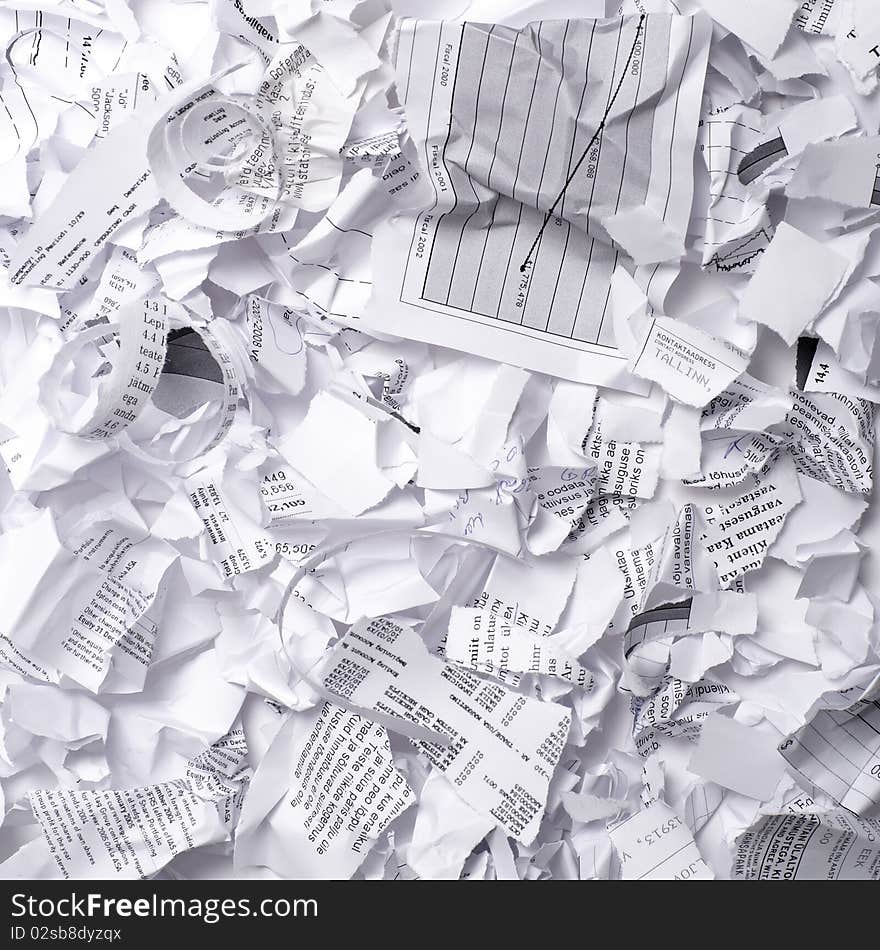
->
[0,0,879,884]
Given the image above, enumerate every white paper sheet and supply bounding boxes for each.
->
[364,12,711,386]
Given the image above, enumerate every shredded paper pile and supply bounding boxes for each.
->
[2,0,880,882]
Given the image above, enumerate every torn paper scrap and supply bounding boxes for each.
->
[0,509,176,692]
[738,223,849,345]
[631,676,738,757]
[788,136,880,208]
[235,701,414,879]
[6,731,249,880]
[779,695,880,815]
[446,605,594,688]
[733,812,880,879]
[611,268,749,406]
[688,714,786,801]
[696,0,798,60]
[834,0,880,93]
[608,800,713,880]
[699,454,804,587]
[316,618,571,843]
[279,390,399,517]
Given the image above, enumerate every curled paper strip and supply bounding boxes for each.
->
[147,85,283,232]
[39,296,242,462]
